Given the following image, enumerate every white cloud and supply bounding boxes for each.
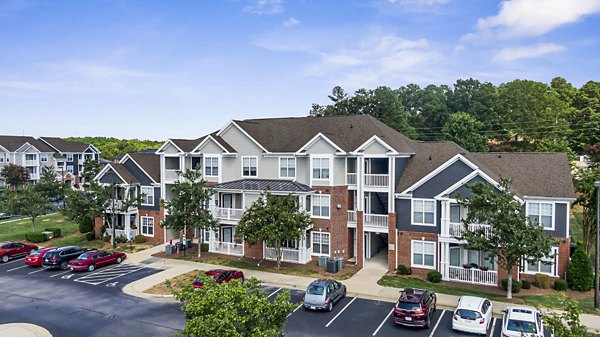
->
[283,17,300,27]
[493,43,566,62]
[45,61,153,81]
[473,0,600,39]
[244,0,283,15]
[386,0,449,5]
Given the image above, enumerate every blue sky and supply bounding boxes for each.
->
[1,0,599,140]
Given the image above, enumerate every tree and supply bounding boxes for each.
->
[172,276,294,337]
[1,164,29,190]
[447,78,500,132]
[35,166,66,202]
[161,166,217,257]
[542,295,588,337]
[457,179,554,299]
[80,159,101,187]
[566,246,593,291]
[573,165,600,256]
[0,186,52,231]
[235,192,312,269]
[62,180,110,229]
[65,137,163,161]
[441,112,488,152]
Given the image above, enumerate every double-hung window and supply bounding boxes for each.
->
[312,232,330,256]
[528,202,553,229]
[412,241,436,269]
[279,157,296,178]
[312,157,330,180]
[141,216,154,237]
[311,195,330,218]
[140,186,154,206]
[412,199,435,226]
[67,153,74,162]
[66,165,74,173]
[242,156,257,177]
[525,247,558,276]
[40,154,48,162]
[0,154,4,163]
[204,156,219,177]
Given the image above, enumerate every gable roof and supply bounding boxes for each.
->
[0,135,55,153]
[212,179,313,193]
[98,163,140,184]
[126,152,160,183]
[38,137,94,153]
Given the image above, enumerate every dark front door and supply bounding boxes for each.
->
[222,227,233,243]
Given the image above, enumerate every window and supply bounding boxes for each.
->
[25,154,36,161]
[66,165,73,173]
[141,186,154,206]
[279,157,296,178]
[242,156,257,177]
[312,232,330,256]
[0,154,4,163]
[412,199,435,226]
[450,205,461,223]
[57,161,64,168]
[312,157,330,180]
[39,154,48,162]
[528,202,553,229]
[311,194,330,218]
[412,240,436,269]
[204,156,219,177]
[141,216,154,237]
[525,247,558,276]
[164,157,180,170]
[67,153,74,162]
[78,154,82,160]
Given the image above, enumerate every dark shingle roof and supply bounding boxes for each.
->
[212,179,313,192]
[127,152,160,183]
[107,163,139,184]
[169,132,235,153]
[234,115,416,153]
[38,137,92,153]
[0,135,55,152]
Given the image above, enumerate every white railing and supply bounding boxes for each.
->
[364,214,388,228]
[449,222,492,239]
[164,170,180,181]
[346,173,357,185]
[29,173,40,180]
[211,207,245,221]
[364,174,389,188]
[264,246,312,264]
[106,200,137,213]
[347,211,357,223]
[25,160,38,166]
[447,266,498,286]
[209,241,244,256]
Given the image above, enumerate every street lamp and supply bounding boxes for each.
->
[595,181,600,311]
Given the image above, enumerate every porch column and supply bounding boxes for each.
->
[440,242,449,279]
[440,199,450,236]
[357,210,364,268]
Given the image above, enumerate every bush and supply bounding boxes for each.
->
[554,279,568,291]
[501,278,522,293]
[115,235,127,244]
[85,231,95,241]
[79,217,94,233]
[521,279,532,289]
[567,247,593,291]
[535,273,550,289]
[44,227,61,238]
[427,271,443,283]
[102,235,111,242]
[26,232,49,243]
[200,243,209,252]
[397,264,412,275]
[134,235,147,244]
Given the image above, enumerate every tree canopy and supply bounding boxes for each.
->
[65,137,162,161]
[0,185,52,231]
[1,164,30,190]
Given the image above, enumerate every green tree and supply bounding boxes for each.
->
[173,276,294,337]
[62,181,110,231]
[65,137,163,161]
[571,81,600,156]
[542,295,588,337]
[35,166,66,202]
[0,186,52,231]
[566,247,593,291]
[457,179,554,299]
[235,192,313,269]
[573,166,600,256]
[1,163,30,190]
[441,112,488,152]
[161,166,217,257]
[447,78,500,132]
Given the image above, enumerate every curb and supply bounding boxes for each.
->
[0,323,52,337]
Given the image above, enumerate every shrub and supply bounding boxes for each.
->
[554,279,567,291]
[397,264,412,275]
[427,271,443,283]
[102,235,111,242]
[134,235,147,244]
[501,278,522,293]
[26,232,49,243]
[44,227,61,238]
[115,235,127,244]
[200,243,209,252]
[85,231,95,241]
[567,247,593,291]
[535,273,550,289]
[521,279,532,289]
[79,217,94,233]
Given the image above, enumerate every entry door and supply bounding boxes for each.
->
[223,194,233,208]
[353,229,357,258]
[222,227,233,243]
[364,232,371,259]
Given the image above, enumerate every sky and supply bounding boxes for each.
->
[1,0,599,140]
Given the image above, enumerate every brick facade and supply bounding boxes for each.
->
[519,238,571,285]
[139,208,164,245]
[244,241,264,260]
[356,210,364,268]
[397,230,438,278]
[309,185,351,260]
[387,213,396,272]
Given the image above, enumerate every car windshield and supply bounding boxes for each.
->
[31,250,44,256]
[456,309,482,320]
[44,252,57,259]
[77,253,91,260]
[396,302,421,311]
[507,319,537,333]
[307,285,325,295]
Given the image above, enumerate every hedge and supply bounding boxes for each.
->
[79,217,94,234]
[85,231,95,241]
[397,264,412,275]
[26,232,49,243]
[521,279,532,289]
[44,227,61,238]
[200,243,209,252]
[501,278,522,293]
[554,279,567,291]
[567,247,593,291]
[535,273,550,289]
[427,271,443,283]
[134,235,147,244]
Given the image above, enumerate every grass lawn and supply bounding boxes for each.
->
[50,233,105,249]
[0,213,78,242]
[144,269,203,295]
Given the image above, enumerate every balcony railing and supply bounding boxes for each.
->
[447,266,498,286]
[346,173,357,185]
[364,174,389,188]
[264,246,312,264]
[209,240,244,256]
[164,169,180,181]
[364,214,388,229]
[211,207,245,221]
[449,222,492,239]
[347,211,357,223]
[105,199,137,213]
[25,160,38,166]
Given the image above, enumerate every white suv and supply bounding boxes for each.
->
[452,296,493,335]
[501,306,545,337]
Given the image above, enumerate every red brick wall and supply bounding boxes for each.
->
[388,213,396,272]
[244,241,264,260]
[518,238,570,285]
[139,208,164,245]
[94,216,103,239]
[310,185,351,260]
[356,210,364,268]
[397,230,438,277]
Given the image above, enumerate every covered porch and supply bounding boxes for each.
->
[439,241,498,286]
[264,231,312,264]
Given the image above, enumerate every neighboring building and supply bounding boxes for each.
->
[153,114,574,287]
[94,152,162,244]
[38,137,101,187]
[0,135,62,187]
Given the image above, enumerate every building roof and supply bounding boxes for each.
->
[0,135,55,152]
[127,152,160,183]
[171,138,204,152]
[107,163,139,184]
[212,179,313,193]
[38,137,93,153]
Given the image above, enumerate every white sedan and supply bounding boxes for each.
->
[501,306,545,337]
[452,296,493,335]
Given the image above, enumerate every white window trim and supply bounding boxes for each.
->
[66,165,74,173]
[40,154,48,162]
[0,153,4,163]
[141,216,155,237]
[311,194,331,219]
[310,155,333,186]
[411,240,436,270]
[526,201,555,231]
[279,157,296,179]
[311,231,330,257]
[241,156,258,177]
[66,153,74,162]
[140,186,154,206]
[411,198,437,227]
[522,247,559,277]
[203,155,220,178]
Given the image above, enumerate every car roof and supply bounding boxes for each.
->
[457,296,486,310]
[505,307,538,321]
[310,279,335,286]
[205,269,233,276]
[398,288,427,303]
[49,246,78,252]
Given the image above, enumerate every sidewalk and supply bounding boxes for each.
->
[123,244,600,333]
[0,323,52,337]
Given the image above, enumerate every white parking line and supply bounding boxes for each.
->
[267,287,282,298]
[287,304,302,318]
[28,268,45,274]
[489,317,497,337]
[428,310,445,337]
[74,264,145,285]
[6,265,29,272]
[325,297,356,328]
[372,307,394,336]
[50,270,73,278]
[1,257,25,266]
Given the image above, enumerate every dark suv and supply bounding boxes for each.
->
[393,288,437,328]
[42,246,93,270]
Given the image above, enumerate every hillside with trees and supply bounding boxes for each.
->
[66,137,163,161]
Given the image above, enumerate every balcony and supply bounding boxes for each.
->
[347,211,357,227]
[364,214,388,230]
[105,200,137,213]
[209,240,244,256]
[447,266,498,286]
[346,173,357,186]
[364,174,389,188]
[211,207,245,221]
[448,222,492,239]
[28,173,40,180]
[163,169,180,182]
[25,160,38,166]
[264,246,312,264]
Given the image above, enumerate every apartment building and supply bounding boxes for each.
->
[154,115,574,287]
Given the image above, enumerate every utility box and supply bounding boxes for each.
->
[335,257,344,270]
[186,239,192,249]
[326,258,338,274]
[165,245,173,255]
[318,256,327,268]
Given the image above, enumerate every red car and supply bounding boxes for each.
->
[192,269,245,288]
[393,288,437,329]
[0,242,38,263]
[68,250,127,272]
[25,246,57,266]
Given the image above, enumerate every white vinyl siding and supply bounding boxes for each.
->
[527,202,554,229]
[312,232,330,256]
[242,156,258,177]
[141,186,154,206]
[40,154,48,162]
[311,194,330,219]
[412,199,436,226]
[141,216,154,237]
[412,240,436,269]
[279,157,296,179]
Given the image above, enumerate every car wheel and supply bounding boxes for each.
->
[88,264,95,272]
[60,261,68,270]
[29,249,36,255]
[1,255,8,263]
[116,257,122,264]
[342,289,346,298]
[327,301,333,312]
[425,318,431,329]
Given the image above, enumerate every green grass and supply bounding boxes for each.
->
[0,213,78,242]
[378,276,504,299]
[50,233,104,249]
